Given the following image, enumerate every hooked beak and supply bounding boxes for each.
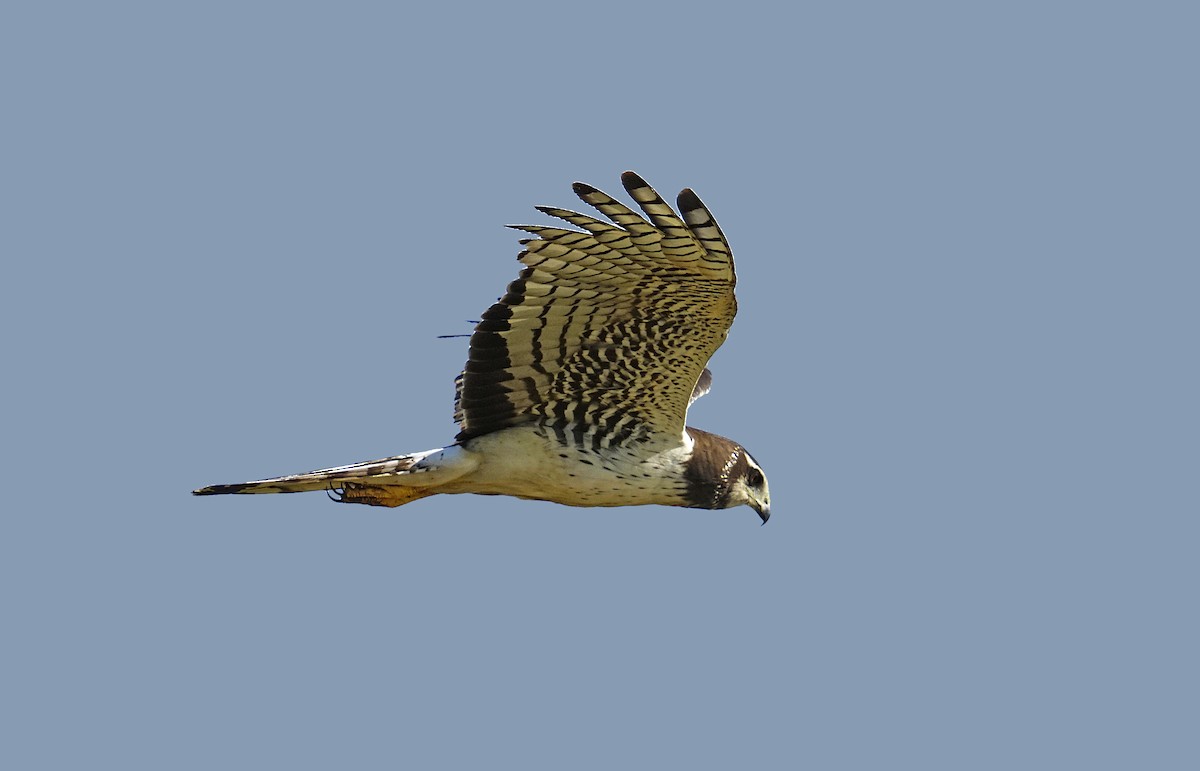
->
[754,500,770,525]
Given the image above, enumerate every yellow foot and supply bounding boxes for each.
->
[332,482,435,508]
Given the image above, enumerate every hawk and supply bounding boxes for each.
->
[194,172,771,522]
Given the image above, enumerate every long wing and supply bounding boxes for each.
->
[454,172,737,449]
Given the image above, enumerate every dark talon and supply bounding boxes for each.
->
[327,484,346,503]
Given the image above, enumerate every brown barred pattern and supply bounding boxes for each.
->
[454,172,737,447]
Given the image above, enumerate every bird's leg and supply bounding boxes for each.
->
[329,481,436,508]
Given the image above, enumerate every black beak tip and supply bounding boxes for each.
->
[758,506,770,525]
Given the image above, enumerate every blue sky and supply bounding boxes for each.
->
[4,2,1197,768]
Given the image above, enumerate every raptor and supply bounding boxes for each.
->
[194,172,771,522]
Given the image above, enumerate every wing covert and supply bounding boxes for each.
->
[454,172,737,449]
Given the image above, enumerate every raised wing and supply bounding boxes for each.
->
[689,367,714,406]
[454,172,737,449]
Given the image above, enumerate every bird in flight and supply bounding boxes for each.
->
[194,172,771,522]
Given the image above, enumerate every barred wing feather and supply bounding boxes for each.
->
[454,172,737,450]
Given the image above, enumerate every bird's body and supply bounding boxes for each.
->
[445,426,693,507]
[195,173,771,522]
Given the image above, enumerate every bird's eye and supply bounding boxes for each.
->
[746,468,763,487]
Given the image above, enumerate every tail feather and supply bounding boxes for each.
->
[193,453,425,496]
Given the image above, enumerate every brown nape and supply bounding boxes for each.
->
[682,427,748,510]
[331,483,436,508]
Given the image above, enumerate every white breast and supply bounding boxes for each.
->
[446,425,692,508]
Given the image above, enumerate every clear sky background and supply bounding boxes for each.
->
[4,2,1197,768]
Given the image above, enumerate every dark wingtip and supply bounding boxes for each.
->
[677,188,705,214]
[621,170,650,192]
[572,181,598,197]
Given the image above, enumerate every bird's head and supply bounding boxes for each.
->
[727,452,771,524]
[684,428,772,524]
